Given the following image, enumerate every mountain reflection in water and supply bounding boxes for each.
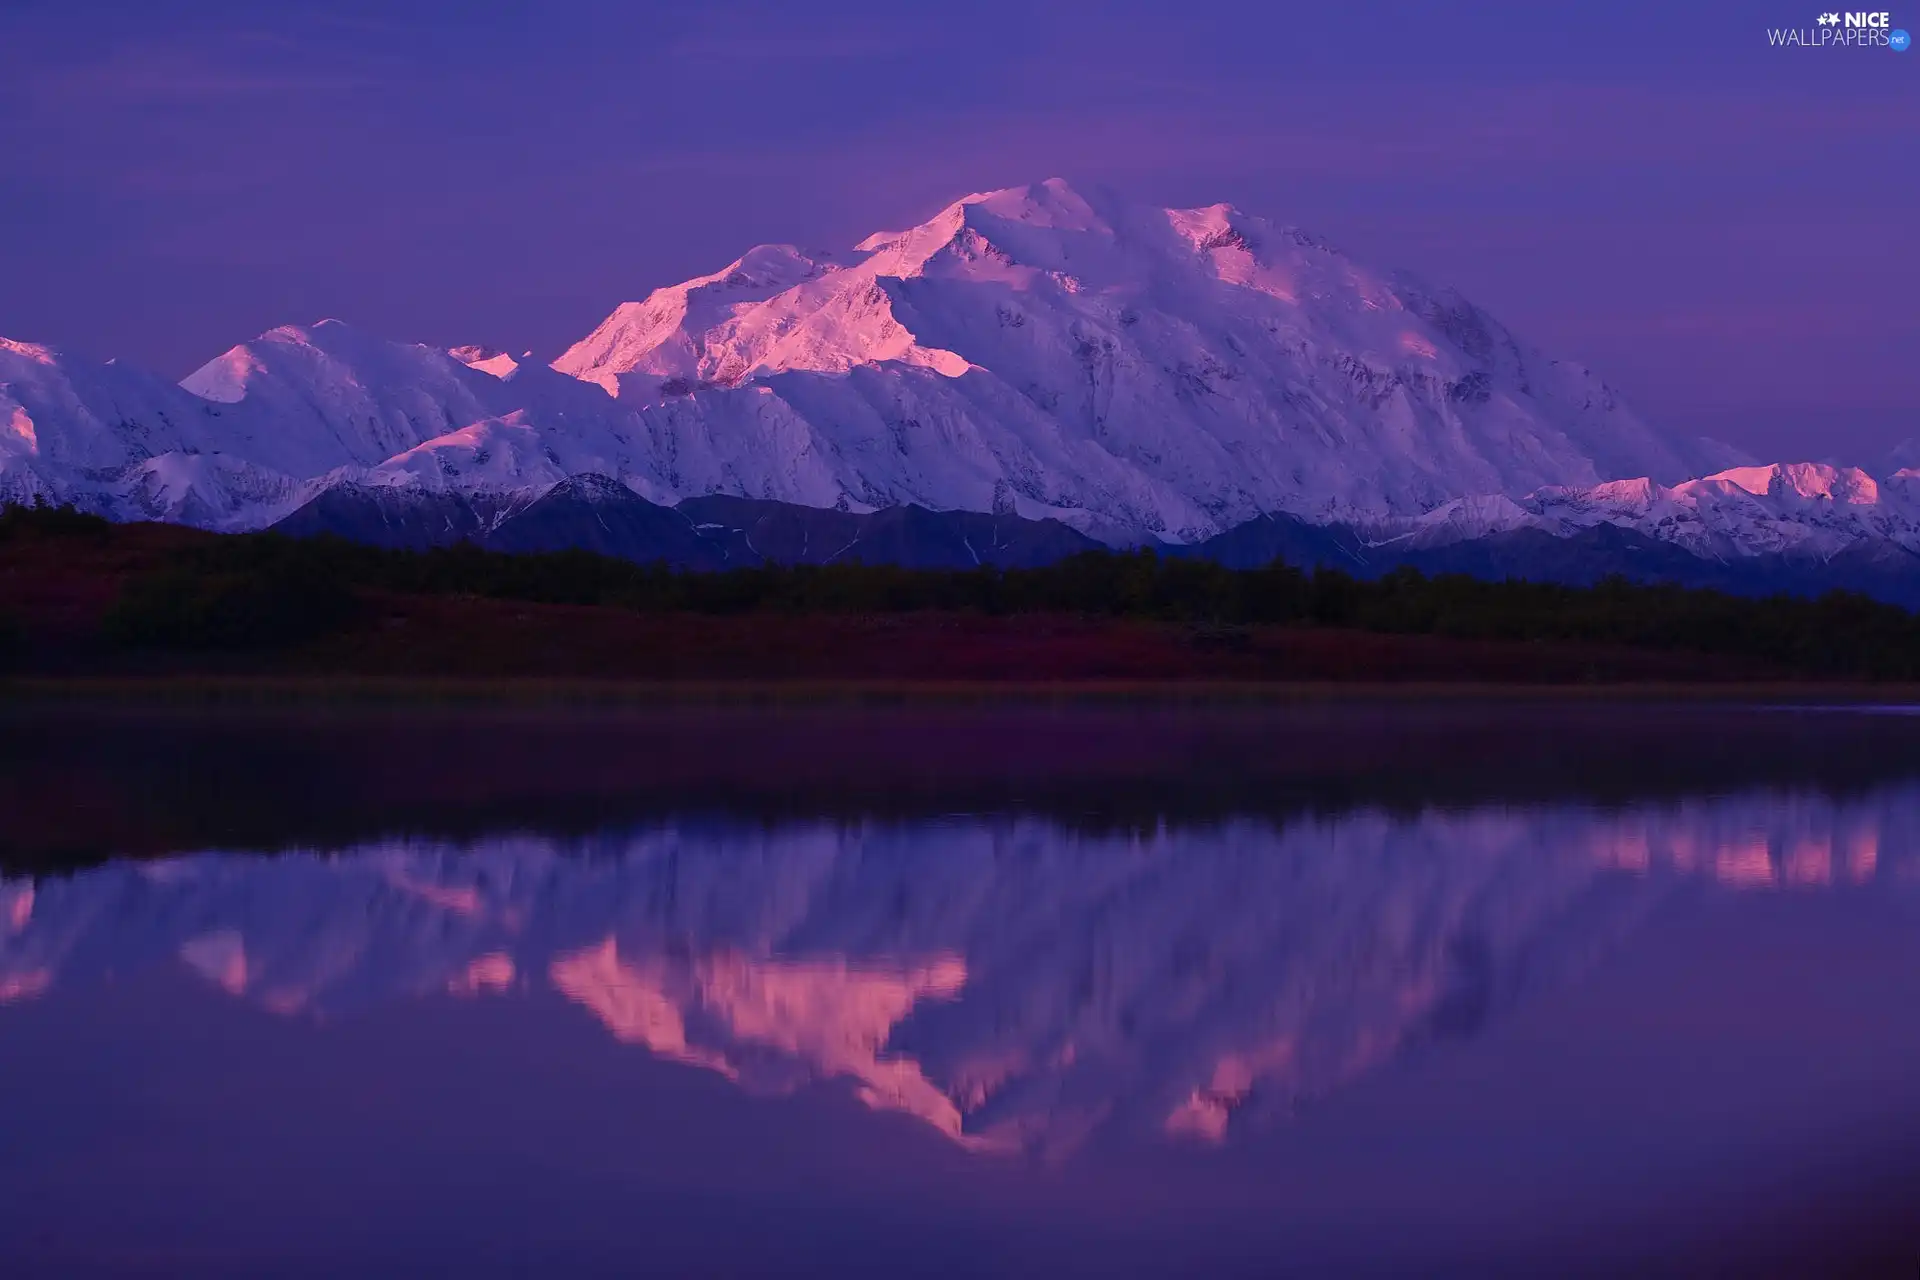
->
[4,788,1908,1159]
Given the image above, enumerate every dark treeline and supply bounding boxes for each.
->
[6,502,1920,677]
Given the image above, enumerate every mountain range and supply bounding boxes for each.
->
[4,179,1915,595]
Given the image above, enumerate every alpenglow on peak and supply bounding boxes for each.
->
[546,179,1723,538]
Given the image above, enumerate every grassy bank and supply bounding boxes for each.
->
[7,501,1920,684]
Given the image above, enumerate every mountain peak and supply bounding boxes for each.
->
[535,180,1725,534]
[529,471,637,504]
[1700,461,1878,504]
[450,344,521,379]
[957,177,1104,227]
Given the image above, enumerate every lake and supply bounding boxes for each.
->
[2,699,1918,1276]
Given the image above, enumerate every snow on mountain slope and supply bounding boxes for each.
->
[1383,461,1920,560]
[448,344,526,379]
[0,323,667,529]
[1542,463,1920,559]
[179,319,521,474]
[554,243,859,394]
[0,338,227,472]
[115,452,318,528]
[3,792,1901,1153]
[359,414,574,495]
[552,179,1725,539]
[0,180,1858,552]
[0,337,323,527]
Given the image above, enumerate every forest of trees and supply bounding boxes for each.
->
[6,502,1920,678]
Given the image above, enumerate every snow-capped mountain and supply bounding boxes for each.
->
[549,179,1729,538]
[3,180,1741,546]
[2,332,333,528]
[1380,462,1920,561]
[0,337,266,518]
[1,792,1901,1154]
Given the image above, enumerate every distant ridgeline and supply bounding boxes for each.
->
[6,500,1920,680]
[267,473,1920,611]
[270,474,1105,572]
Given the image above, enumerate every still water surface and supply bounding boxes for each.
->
[2,702,1918,1275]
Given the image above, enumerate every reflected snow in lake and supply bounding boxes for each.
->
[2,793,1908,1158]
[3,706,1920,1275]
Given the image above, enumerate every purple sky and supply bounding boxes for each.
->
[2,0,1914,462]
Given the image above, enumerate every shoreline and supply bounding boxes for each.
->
[7,674,1920,708]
